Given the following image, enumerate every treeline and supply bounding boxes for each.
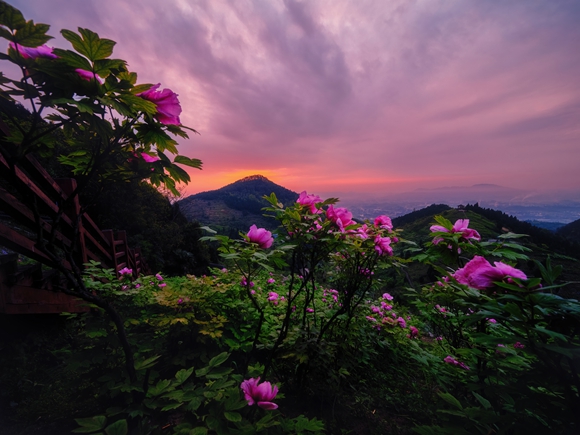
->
[392,204,452,227]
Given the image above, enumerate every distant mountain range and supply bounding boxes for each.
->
[178,175,580,249]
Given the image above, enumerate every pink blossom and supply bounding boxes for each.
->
[306,307,314,313]
[444,355,470,370]
[141,153,160,163]
[408,326,419,338]
[247,225,274,249]
[355,224,370,239]
[177,298,183,304]
[158,283,166,288]
[382,293,394,301]
[137,83,182,125]
[240,377,278,410]
[397,316,406,328]
[9,42,58,59]
[453,256,527,290]
[155,273,164,281]
[488,318,497,324]
[374,215,393,230]
[296,191,322,213]
[327,205,355,231]
[267,278,275,284]
[430,219,481,245]
[267,292,279,302]
[374,236,393,256]
[514,342,525,349]
[75,69,103,83]
[119,267,132,276]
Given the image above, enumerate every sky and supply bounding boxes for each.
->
[8,0,580,201]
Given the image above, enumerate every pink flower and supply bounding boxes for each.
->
[327,205,355,232]
[488,318,497,324]
[240,377,278,410]
[306,307,314,313]
[141,153,160,163]
[177,298,183,304]
[137,83,182,125]
[296,191,323,213]
[119,267,132,276]
[267,292,279,302]
[374,236,393,256]
[408,326,419,338]
[514,342,525,349]
[397,316,406,328]
[382,293,394,301]
[155,273,164,281]
[9,42,58,59]
[444,355,470,370]
[374,215,393,230]
[247,225,274,249]
[267,278,275,284]
[75,68,104,83]
[430,219,481,245]
[453,256,527,290]
[158,283,166,288]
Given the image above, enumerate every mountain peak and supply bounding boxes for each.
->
[237,174,270,183]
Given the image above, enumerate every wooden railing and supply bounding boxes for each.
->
[0,152,149,314]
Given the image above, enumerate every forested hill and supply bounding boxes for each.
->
[177,175,299,236]
[463,203,580,257]
[558,218,580,243]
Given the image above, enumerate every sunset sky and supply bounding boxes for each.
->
[9,0,580,200]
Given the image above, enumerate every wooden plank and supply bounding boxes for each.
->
[0,221,71,270]
[6,285,71,304]
[0,185,73,249]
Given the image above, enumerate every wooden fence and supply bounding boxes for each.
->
[0,151,148,314]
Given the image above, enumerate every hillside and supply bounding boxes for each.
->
[177,175,298,236]
[558,218,580,243]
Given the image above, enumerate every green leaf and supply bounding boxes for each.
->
[13,21,51,46]
[438,392,463,410]
[104,420,128,435]
[73,415,107,433]
[190,428,208,435]
[160,402,183,411]
[175,367,194,384]
[0,26,11,40]
[94,58,126,75]
[50,49,92,70]
[208,352,229,368]
[174,155,203,169]
[0,1,26,30]
[533,327,567,342]
[148,379,172,396]
[187,397,203,411]
[472,392,491,410]
[223,412,242,422]
[134,354,161,370]
[61,28,116,61]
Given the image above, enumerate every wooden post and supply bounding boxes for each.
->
[55,179,88,268]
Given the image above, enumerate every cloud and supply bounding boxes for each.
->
[7,0,580,197]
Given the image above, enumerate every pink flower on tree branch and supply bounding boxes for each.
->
[9,42,58,59]
[327,205,355,232]
[430,219,481,245]
[453,256,527,290]
[240,377,279,410]
[247,225,274,249]
[296,191,322,213]
[137,83,182,125]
